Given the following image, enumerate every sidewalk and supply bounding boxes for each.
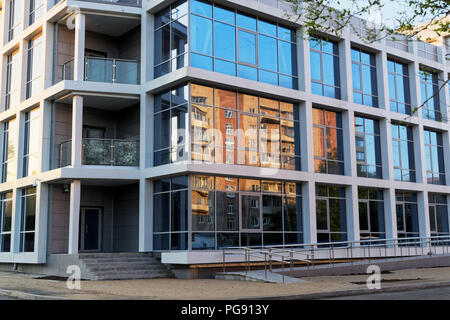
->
[0,266,449,300]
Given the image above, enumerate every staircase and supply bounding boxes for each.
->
[78,253,173,280]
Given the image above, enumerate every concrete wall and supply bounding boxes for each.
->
[113,183,139,252]
[118,26,141,61]
[116,104,140,140]
[80,185,114,252]
[49,185,70,254]
[55,24,75,83]
[52,103,72,169]
[48,183,139,254]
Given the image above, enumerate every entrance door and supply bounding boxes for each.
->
[80,208,102,252]
[240,193,262,231]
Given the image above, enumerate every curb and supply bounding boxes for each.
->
[240,281,450,300]
[0,288,67,300]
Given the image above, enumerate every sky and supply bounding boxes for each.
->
[334,0,437,29]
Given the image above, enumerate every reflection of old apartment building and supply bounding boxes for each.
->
[0,0,449,278]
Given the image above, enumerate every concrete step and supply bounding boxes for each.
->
[94,272,170,280]
[79,252,172,280]
[88,264,168,272]
[82,257,161,265]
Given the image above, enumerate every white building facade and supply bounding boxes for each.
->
[0,0,449,270]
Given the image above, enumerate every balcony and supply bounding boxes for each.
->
[63,57,140,84]
[60,138,139,167]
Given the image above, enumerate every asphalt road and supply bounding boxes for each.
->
[328,286,450,300]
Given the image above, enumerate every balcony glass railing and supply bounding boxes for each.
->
[59,139,139,167]
[62,57,140,84]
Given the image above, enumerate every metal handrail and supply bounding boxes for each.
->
[222,235,450,283]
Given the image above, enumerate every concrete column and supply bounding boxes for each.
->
[302,181,316,244]
[10,189,20,253]
[380,118,394,180]
[342,109,356,177]
[340,29,352,102]
[18,39,28,103]
[139,179,153,252]
[141,93,153,168]
[409,61,421,119]
[68,180,81,254]
[71,95,83,166]
[42,22,55,89]
[417,191,431,241]
[142,11,154,82]
[346,185,360,242]
[300,100,314,173]
[384,188,398,240]
[377,50,389,110]
[35,183,49,262]
[296,28,309,93]
[40,100,52,172]
[413,124,426,184]
[74,13,85,81]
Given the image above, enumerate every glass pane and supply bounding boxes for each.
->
[214,21,235,61]
[238,30,256,64]
[241,195,261,230]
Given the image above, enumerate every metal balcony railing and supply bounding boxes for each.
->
[62,57,140,84]
[222,235,450,283]
[60,138,140,167]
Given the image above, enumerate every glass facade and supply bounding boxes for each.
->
[20,187,36,252]
[189,0,298,89]
[5,49,20,110]
[189,84,301,169]
[8,0,21,41]
[1,118,17,183]
[154,84,189,166]
[420,70,441,121]
[428,193,449,237]
[396,191,419,238]
[154,0,188,77]
[310,37,340,99]
[392,123,415,182]
[313,107,344,175]
[22,107,40,177]
[153,175,302,250]
[29,0,44,26]
[26,33,43,99]
[352,48,378,107]
[153,176,189,250]
[358,187,385,241]
[0,192,13,253]
[424,130,445,185]
[388,60,411,115]
[316,184,347,243]
[355,116,382,178]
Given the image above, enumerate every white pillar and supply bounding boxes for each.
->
[302,181,316,244]
[10,189,20,253]
[346,185,360,242]
[68,180,81,254]
[72,95,83,166]
[384,188,398,240]
[418,191,431,242]
[139,179,153,252]
[340,29,352,102]
[35,183,49,262]
[343,109,356,177]
[297,27,309,93]
[74,13,85,81]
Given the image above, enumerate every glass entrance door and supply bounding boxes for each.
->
[240,193,262,231]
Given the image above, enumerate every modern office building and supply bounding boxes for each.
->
[0,0,449,279]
